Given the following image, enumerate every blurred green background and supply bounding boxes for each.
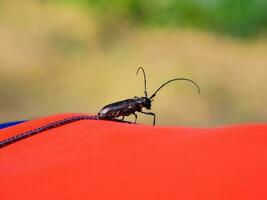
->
[0,0,267,126]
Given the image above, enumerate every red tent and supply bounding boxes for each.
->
[1,113,266,200]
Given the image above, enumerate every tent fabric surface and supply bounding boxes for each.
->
[0,113,266,200]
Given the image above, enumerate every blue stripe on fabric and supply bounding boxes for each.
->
[0,121,27,129]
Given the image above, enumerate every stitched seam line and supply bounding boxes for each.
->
[0,115,97,149]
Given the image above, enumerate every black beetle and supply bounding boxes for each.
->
[97,67,200,125]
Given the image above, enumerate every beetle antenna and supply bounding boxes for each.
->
[150,78,200,99]
[136,67,148,97]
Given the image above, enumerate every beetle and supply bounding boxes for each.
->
[97,67,200,125]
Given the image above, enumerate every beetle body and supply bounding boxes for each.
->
[97,97,151,120]
[97,67,200,125]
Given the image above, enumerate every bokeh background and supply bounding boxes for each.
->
[1,0,267,126]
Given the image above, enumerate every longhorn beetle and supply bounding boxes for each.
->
[97,67,200,125]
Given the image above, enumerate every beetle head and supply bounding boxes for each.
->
[137,97,151,110]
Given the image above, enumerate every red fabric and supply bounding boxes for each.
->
[0,113,266,200]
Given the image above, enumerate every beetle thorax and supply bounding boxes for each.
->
[136,97,151,110]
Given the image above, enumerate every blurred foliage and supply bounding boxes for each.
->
[0,0,267,125]
[49,32,87,56]
[56,0,267,38]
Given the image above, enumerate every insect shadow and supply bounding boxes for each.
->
[97,67,200,125]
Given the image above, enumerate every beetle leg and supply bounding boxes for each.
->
[121,116,125,121]
[133,113,138,123]
[112,111,120,120]
[140,111,156,125]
